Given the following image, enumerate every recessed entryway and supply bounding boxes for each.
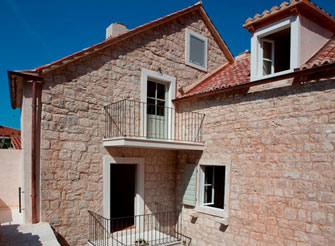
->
[103,156,144,223]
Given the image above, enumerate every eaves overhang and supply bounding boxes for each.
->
[8,70,42,109]
[243,0,335,33]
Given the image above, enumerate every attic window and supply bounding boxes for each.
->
[186,29,208,71]
[260,28,291,76]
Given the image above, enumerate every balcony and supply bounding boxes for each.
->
[88,204,191,246]
[103,100,205,150]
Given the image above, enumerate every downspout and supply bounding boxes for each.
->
[31,80,37,223]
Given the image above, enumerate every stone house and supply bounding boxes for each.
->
[7,1,335,245]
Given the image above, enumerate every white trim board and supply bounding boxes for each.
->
[103,137,204,150]
[103,156,145,219]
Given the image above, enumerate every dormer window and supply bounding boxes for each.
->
[185,29,208,71]
[250,16,299,81]
[260,27,291,76]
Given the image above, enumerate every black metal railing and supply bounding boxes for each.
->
[104,99,205,143]
[88,205,191,246]
[88,210,113,246]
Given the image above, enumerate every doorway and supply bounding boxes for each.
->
[110,164,136,231]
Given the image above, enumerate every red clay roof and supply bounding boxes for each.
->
[10,136,22,149]
[182,51,250,97]
[300,37,335,70]
[0,126,21,136]
[0,126,21,149]
[180,36,335,99]
[243,0,335,32]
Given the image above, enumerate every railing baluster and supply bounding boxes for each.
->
[104,99,205,144]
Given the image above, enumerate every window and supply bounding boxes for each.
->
[200,166,225,209]
[182,163,230,218]
[259,27,291,76]
[147,81,166,117]
[250,16,298,81]
[185,29,208,71]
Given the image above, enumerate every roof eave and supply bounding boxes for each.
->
[174,62,335,101]
[8,70,42,109]
[243,0,335,33]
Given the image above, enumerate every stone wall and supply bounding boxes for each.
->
[39,12,226,245]
[175,78,335,246]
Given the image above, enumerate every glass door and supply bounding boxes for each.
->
[146,81,168,139]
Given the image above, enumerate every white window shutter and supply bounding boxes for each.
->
[189,35,205,66]
[183,164,197,207]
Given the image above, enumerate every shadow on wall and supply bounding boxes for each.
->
[0,199,12,224]
[0,224,42,245]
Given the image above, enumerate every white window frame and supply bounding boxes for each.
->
[260,39,275,76]
[250,16,300,81]
[201,166,215,206]
[141,68,176,139]
[196,161,230,219]
[185,28,208,71]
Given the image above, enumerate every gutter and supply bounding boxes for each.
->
[173,62,335,102]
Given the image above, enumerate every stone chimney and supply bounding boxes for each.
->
[106,23,128,39]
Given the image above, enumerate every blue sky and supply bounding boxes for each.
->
[1,0,334,129]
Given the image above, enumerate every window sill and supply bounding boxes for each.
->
[185,61,208,72]
[196,205,228,219]
[253,68,293,81]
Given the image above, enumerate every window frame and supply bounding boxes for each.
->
[250,16,299,81]
[185,28,208,71]
[260,38,275,76]
[196,162,230,219]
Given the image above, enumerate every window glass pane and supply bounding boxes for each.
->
[157,100,165,116]
[263,41,272,60]
[204,185,212,204]
[204,166,213,185]
[147,81,156,98]
[202,166,226,209]
[147,98,155,115]
[157,83,166,100]
[189,35,205,66]
[213,166,225,209]
[263,60,272,75]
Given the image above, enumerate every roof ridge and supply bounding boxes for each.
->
[243,0,335,30]
[24,2,233,74]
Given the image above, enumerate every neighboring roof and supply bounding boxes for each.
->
[243,0,335,32]
[181,51,250,97]
[301,37,335,70]
[0,125,21,136]
[10,136,22,149]
[26,2,233,74]
[0,126,21,149]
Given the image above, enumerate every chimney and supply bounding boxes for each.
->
[106,23,128,39]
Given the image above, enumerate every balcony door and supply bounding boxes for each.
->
[146,81,168,139]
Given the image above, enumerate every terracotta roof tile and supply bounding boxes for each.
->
[0,126,21,149]
[181,37,335,99]
[182,51,250,97]
[10,136,21,149]
[243,0,335,31]
[300,37,335,70]
[0,126,21,136]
